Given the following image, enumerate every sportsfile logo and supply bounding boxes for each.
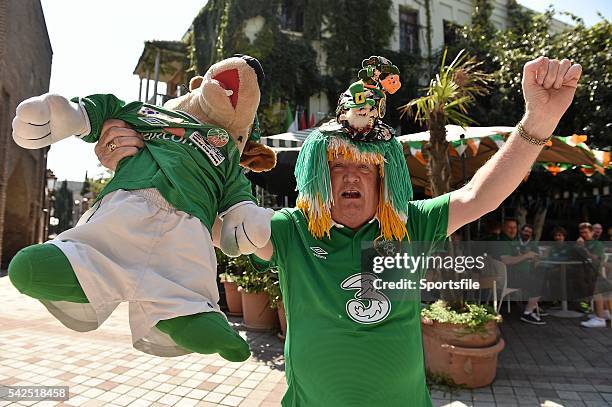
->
[310,246,328,259]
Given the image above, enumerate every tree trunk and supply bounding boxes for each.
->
[533,205,547,241]
[516,203,527,226]
[426,111,451,197]
[427,112,461,309]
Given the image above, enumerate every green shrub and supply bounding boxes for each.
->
[232,256,277,295]
[421,300,501,333]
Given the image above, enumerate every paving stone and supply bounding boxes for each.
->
[556,390,581,400]
[534,388,559,398]
[578,392,604,401]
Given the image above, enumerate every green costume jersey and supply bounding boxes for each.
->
[74,94,255,232]
[253,194,450,407]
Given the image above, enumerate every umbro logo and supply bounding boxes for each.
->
[310,246,328,259]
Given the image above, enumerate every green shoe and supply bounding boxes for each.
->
[156,312,250,362]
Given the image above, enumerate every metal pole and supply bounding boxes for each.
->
[138,78,143,102]
[153,48,161,105]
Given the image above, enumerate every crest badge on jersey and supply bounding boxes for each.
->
[206,128,229,147]
[189,131,225,166]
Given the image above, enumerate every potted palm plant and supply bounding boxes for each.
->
[217,248,243,316]
[233,256,278,331]
[401,49,504,388]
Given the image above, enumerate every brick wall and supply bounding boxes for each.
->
[0,0,52,268]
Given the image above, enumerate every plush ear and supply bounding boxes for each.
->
[240,140,277,172]
[189,76,204,91]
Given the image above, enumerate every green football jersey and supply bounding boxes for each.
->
[253,194,450,406]
[74,94,255,232]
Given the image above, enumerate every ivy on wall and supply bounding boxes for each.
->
[185,0,424,134]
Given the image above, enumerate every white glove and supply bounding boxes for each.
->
[220,202,274,257]
[12,93,90,149]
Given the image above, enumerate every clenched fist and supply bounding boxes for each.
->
[521,57,582,139]
[219,202,274,257]
[12,94,90,149]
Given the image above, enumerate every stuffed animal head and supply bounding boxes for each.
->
[164,55,276,172]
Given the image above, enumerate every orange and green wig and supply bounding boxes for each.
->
[294,129,413,241]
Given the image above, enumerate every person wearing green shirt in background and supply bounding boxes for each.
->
[577,222,610,328]
[98,55,581,406]
[492,219,547,325]
[518,223,539,255]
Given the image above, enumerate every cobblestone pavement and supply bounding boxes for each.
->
[1,275,611,407]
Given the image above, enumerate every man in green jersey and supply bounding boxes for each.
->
[99,56,581,405]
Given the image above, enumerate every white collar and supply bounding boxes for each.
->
[331,219,345,229]
[330,216,378,229]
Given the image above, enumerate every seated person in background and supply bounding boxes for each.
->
[574,222,604,273]
[494,219,546,325]
[592,223,603,240]
[518,223,539,255]
[549,226,571,260]
[576,223,609,328]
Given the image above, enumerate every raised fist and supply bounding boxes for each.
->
[12,94,90,149]
[219,202,274,257]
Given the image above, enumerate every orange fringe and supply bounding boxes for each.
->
[301,139,411,241]
[377,182,410,242]
[297,194,332,239]
[327,140,386,166]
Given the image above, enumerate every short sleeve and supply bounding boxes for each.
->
[218,152,257,213]
[72,94,128,143]
[406,193,450,242]
[250,209,294,272]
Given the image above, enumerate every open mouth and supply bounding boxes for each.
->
[212,68,240,109]
[341,190,362,199]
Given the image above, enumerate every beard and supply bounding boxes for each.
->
[345,109,376,132]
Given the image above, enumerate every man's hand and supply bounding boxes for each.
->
[95,119,144,170]
[521,57,582,139]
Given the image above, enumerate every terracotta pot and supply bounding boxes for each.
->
[425,320,499,348]
[222,281,242,316]
[241,291,278,331]
[277,301,287,342]
[422,320,504,388]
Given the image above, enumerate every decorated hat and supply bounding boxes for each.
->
[343,81,375,109]
[295,55,410,241]
[359,56,400,80]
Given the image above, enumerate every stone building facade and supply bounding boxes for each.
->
[0,0,52,268]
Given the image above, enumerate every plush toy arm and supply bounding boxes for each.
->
[12,94,90,149]
[219,202,274,257]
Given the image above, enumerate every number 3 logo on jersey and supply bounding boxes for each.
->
[341,273,391,324]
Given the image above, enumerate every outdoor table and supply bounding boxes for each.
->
[536,259,586,318]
